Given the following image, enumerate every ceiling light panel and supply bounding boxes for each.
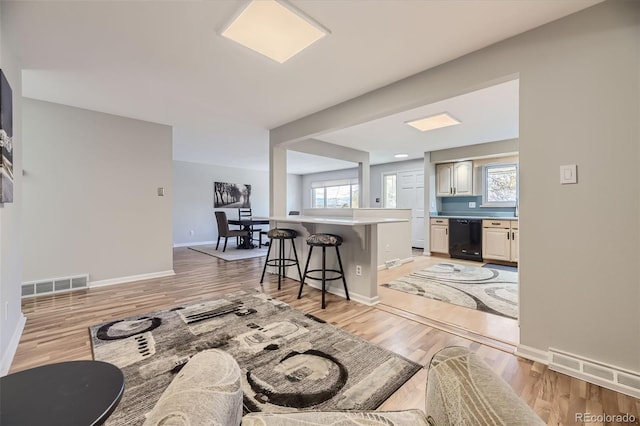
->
[406,113,461,132]
[221,0,328,64]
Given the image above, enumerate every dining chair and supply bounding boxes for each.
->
[215,211,250,252]
[237,208,264,246]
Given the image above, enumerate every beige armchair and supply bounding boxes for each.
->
[143,346,544,426]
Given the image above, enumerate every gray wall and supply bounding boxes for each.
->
[172,160,302,246]
[22,99,174,283]
[271,1,640,372]
[0,0,25,373]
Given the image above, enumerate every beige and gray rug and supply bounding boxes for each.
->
[90,290,421,425]
[188,244,268,261]
[382,262,518,319]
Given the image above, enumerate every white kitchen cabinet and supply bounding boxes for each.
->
[430,218,449,254]
[453,161,473,196]
[435,161,473,197]
[436,164,453,197]
[510,223,519,262]
[482,220,518,262]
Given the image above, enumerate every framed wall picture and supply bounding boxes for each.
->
[214,182,252,208]
[0,69,13,203]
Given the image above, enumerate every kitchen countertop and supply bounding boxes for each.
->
[431,214,518,220]
[268,215,408,226]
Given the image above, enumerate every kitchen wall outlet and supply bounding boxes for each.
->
[560,164,578,184]
[469,202,476,208]
[157,187,165,196]
[355,265,362,276]
[385,244,391,252]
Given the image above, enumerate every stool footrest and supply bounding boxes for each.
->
[303,269,345,282]
[265,258,299,268]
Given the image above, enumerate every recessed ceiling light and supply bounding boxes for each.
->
[394,153,409,158]
[221,0,328,64]
[406,113,461,132]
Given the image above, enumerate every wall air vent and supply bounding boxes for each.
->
[549,348,640,399]
[22,274,89,298]
[618,373,640,391]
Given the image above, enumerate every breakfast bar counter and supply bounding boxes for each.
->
[266,209,411,305]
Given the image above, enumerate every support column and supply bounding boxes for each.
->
[269,143,287,216]
[358,159,370,208]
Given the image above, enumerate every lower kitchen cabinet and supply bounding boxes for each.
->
[430,218,449,254]
[482,220,518,262]
[510,223,518,262]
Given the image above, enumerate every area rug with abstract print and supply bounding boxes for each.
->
[90,290,421,425]
[382,262,518,320]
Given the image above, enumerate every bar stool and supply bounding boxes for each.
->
[298,233,350,309]
[260,229,303,290]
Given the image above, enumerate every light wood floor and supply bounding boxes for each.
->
[12,248,639,425]
[378,252,520,348]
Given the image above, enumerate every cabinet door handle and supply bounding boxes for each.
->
[491,222,501,226]
[507,232,510,240]
[512,232,515,240]
[450,187,453,194]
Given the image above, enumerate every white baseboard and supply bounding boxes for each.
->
[303,280,379,306]
[1,313,26,376]
[173,240,216,248]
[90,270,176,288]
[514,344,550,364]
[548,348,640,399]
[377,256,415,271]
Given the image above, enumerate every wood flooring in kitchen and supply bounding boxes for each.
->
[11,247,639,426]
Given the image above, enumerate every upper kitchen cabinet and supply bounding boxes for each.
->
[435,161,473,197]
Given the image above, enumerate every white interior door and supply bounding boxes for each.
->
[397,170,424,248]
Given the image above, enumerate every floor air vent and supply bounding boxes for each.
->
[22,274,89,298]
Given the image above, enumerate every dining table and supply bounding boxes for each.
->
[227,217,270,249]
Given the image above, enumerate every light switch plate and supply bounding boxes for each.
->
[560,164,577,184]
[157,187,165,196]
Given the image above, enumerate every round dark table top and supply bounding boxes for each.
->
[0,360,124,426]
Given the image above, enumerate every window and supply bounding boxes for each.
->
[483,163,518,207]
[383,173,396,208]
[311,179,359,208]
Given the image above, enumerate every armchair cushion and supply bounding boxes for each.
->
[242,410,428,425]
[142,350,243,426]
[425,346,545,426]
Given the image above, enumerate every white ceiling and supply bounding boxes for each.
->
[4,0,601,175]
[317,79,520,167]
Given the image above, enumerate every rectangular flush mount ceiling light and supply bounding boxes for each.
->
[406,113,461,132]
[221,0,328,63]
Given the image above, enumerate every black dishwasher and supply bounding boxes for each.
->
[449,219,483,262]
